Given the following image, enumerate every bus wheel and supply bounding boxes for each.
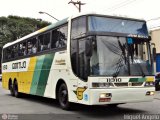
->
[58,83,70,110]
[13,81,21,98]
[9,82,14,96]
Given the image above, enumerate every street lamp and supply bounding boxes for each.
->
[39,11,59,21]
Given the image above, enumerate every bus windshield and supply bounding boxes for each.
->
[71,15,153,80]
[90,36,153,76]
[88,16,148,37]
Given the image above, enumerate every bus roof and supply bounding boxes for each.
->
[3,12,146,48]
[71,12,146,22]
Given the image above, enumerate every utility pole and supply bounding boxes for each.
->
[68,0,86,12]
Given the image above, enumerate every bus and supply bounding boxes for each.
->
[1,13,155,110]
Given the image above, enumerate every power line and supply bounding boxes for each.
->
[104,0,138,12]
[105,0,133,11]
[147,17,160,22]
[149,25,160,29]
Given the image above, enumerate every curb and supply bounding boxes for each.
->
[154,98,160,100]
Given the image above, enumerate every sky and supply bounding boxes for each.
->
[0,0,160,29]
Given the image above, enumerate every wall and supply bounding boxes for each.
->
[151,28,160,73]
[151,28,160,53]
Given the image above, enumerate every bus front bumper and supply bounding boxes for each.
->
[89,87,155,105]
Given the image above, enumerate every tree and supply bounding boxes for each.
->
[0,15,50,47]
[0,15,50,69]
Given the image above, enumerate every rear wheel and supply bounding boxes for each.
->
[13,81,21,98]
[9,82,14,96]
[58,83,70,110]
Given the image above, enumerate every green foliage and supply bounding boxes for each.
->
[0,15,50,48]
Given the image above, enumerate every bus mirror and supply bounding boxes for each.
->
[153,47,156,62]
[85,37,93,57]
[151,43,156,62]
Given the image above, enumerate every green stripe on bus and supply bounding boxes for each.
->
[36,54,54,96]
[129,78,138,82]
[30,55,45,95]
[129,78,146,82]
[138,78,146,82]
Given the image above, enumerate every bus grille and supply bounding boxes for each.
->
[114,82,128,87]
[114,82,143,87]
[131,82,143,86]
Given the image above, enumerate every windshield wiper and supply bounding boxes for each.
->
[112,39,127,77]
[133,58,145,77]
[113,55,124,77]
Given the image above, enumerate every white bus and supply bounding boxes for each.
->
[2,13,155,110]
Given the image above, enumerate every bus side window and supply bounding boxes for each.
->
[38,32,51,51]
[11,45,18,59]
[51,25,68,49]
[27,38,37,55]
[51,29,59,49]
[19,42,27,56]
[4,48,11,61]
[56,25,68,48]
[71,16,86,39]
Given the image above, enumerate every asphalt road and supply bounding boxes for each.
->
[0,81,160,120]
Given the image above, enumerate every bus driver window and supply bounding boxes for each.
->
[90,40,99,75]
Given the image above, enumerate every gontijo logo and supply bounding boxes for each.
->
[12,61,26,69]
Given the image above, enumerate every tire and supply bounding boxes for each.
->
[58,83,70,110]
[13,81,21,98]
[9,82,14,96]
[155,80,160,91]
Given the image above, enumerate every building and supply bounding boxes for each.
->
[151,28,160,53]
[151,28,160,73]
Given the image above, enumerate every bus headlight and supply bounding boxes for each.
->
[99,93,112,102]
[145,82,155,87]
[146,91,155,96]
[92,83,114,88]
[100,93,112,98]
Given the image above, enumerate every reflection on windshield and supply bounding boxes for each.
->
[128,41,152,76]
[88,16,148,37]
[90,36,153,76]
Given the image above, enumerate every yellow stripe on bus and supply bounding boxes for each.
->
[37,27,48,33]
[146,77,154,82]
[23,57,37,94]
[2,57,37,94]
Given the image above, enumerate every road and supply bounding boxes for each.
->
[0,81,160,120]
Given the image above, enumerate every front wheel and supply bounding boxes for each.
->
[58,83,70,110]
